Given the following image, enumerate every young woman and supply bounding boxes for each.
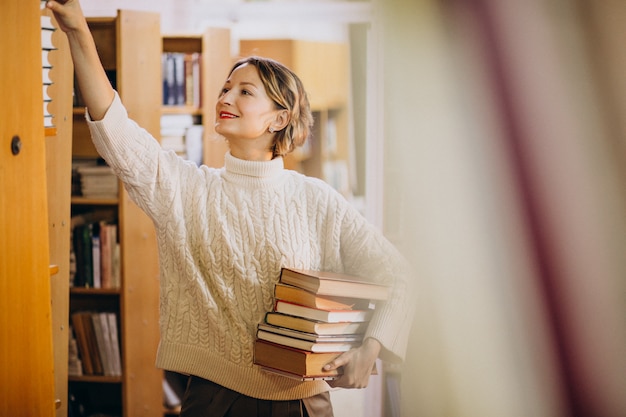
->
[48,1,415,416]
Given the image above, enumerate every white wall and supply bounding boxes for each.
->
[80,0,367,54]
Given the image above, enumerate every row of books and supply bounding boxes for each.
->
[253,268,389,381]
[70,311,122,377]
[72,162,119,199]
[162,52,201,107]
[71,217,120,289]
[160,113,204,166]
[41,9,56,128]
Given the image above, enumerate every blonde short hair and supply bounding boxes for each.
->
[227,56,314,158]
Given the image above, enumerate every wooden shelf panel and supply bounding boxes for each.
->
[162,105,202,116]
[69,375,122,384]
[70,287,121,296]
[71,196,119,206]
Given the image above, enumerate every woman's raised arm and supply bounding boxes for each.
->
[47,0,115,120]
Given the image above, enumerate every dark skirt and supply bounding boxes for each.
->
[180,375,334,417]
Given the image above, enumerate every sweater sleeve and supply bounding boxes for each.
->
[84,91,195,223]
[338,203,416,364]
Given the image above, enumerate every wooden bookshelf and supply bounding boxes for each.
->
[239,39,353,195]
[0,2,73,415]
[70,10,162,417]
[1,2,74,415]
[162,28,232,168]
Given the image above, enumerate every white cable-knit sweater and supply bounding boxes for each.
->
[86,92,414,400]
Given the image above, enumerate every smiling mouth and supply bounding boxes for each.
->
[220,111,237,119]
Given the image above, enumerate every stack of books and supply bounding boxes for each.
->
[76,165,119,199]
[40,11,57,130]
[254,268,390,381]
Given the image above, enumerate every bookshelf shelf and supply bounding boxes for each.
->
[161,105,202,116]
[69,375,123,384]
[70,287,121,296]
[71,196,119,206]
[69,10,162,416]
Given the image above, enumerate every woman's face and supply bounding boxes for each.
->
[215,63,280,143]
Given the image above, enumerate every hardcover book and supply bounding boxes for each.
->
[257,323,363,343]
[264,312,368,336]
[275,300,373,323]
[253,340,342,379]
[280,268,390,301]
[256,328,360,353]
[274,283,370,311]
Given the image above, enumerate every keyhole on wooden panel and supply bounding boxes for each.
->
[11,135,22,155]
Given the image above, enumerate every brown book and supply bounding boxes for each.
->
[71,312,94,375]
[254,340,342,378]
[265,312,368,336]
[79,311,104,375]
[280,268,390,301]
[256,328,359,353]
[275,300,372,323]
[274,283,370,311]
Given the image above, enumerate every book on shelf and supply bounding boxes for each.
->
[42,49,53,69]
[91,312,112,376]
[99,222,118,289]
[160,113,204,166]
[71,311,122,377]
[41,14,56,128]
[40,25,56,51]
[72,222,94,287]
[106,312,122,376]
[162,52,201,107]
[253,340,342,380]
[257,323,363,344]
[274,300,373,323]
[71,311,103,375]
[70,314,93,375]
[264,312,368,336]
[42,67,52,85]
[68,325,83,377]
[76,165,119,199]
[92,235,101,289]
[274,282,371,311]
[256,327,360,353]
[279,268,390,301]
[71,216,119,289]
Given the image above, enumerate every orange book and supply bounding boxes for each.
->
[274,283,370,311]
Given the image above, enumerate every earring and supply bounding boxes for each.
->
[269,127,275,133]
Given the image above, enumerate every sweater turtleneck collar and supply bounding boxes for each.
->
[222,151,285,187]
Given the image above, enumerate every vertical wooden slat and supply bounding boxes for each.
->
[116,10,163,417]
[0,1,56,416]
[42,6,74,417]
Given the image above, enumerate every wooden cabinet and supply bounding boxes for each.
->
[1,2,74,416]
[162,28,232,168]
[239,39,352,195]
[69,10,162,417]
[0,1,56,415]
